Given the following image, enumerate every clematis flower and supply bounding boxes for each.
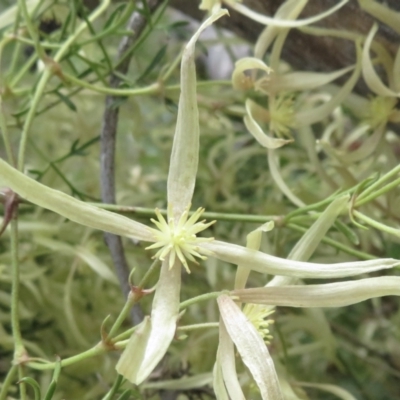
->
[2,0,400,392]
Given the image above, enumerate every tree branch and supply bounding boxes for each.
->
[100,0,163,324]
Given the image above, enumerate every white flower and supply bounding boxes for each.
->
[146,204,215,273]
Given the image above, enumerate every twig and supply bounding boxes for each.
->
[99,0,164,324]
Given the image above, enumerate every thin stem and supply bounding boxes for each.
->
[65,72,160,95]
[27,343,106,371]
[99,0,164,326]
[108,293,136,339]
[353,210,400,238]
[111,325,138,343]
[10,52,39,88]
[177,322,219,331]
[138,258,160,288]
[287,223,376,260]
[10,217,25,359]
[0,364,18,400]
[17,0,111,171]
[0,96,16,166]
[17,0,45,59]
[356,164,400,203]
[355,176,400,207]
[18,366,27,400]
[101,374,124,400]
[90,203,280,223]
[179,292,223,310]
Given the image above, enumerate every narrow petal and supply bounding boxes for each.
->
[199,240,400,278]
[218,295,283,400]
[287,195,349,262]
[295,382,357,400]
[265,66,355,94]
[361,23,399,97]
[116,259,181,384]
[235,221,274,290]
[213,361,230,400]
[0,159,154,242]
[244,100,292,149]
[295,44,361,126]
[233,276,400,307]
[228,0,348,28]
[359,0,400,35]
[215,319,245,400]
[167,8,228,219]
[268,148,305,208]
[232,57,272,91]
[254,0,308,59]
[116,317,152,382]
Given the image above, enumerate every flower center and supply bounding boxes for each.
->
[243,303,275,344]
[146,204,215,273]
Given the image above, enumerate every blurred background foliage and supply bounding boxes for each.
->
[0,0,400,399]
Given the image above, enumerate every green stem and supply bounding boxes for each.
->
[355,176,400,207]
[179,292,223,310]
[0,364,18,400]
[65,72,160,96]
[353,210,400,238]
[108,294,136,339]
[18,365,27,400]
[17,0,111,171]
[10,52,39,88]
[27,343,106,371]
[0,96,16,166]
[138,259,159,288]
[287,223,375,260]
[177,322,219,331]
[101,374,124,400]
[10,217,26,359]
[356,164,400,203]
[90,203,280,223]
[18,0,45,59]
[111,325,138,343]
[78,0,136,47]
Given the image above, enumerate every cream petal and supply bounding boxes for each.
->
[167,8,228,220]
[215,319,245,400]
[199,240,399,278]
[244,99,292,149]
[116,259,181,384]
[228,0,348,28]
[218,295,283,400]
[362,24,399,97]
[254,0,308,59]
[233,276,400,307]
[359,0,400,35]
[0,159,155,242]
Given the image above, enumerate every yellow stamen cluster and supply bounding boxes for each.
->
[365,96,397,128]
[146,205,215,273]
[243,303,275,344]
[269,95,295,138]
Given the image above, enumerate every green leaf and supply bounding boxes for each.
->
[116,389,135,400]
[334,220,360,245]
[54,90,77,112]
[136,45,168,83]
[19,377,41,400]
[104,3,126,30]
